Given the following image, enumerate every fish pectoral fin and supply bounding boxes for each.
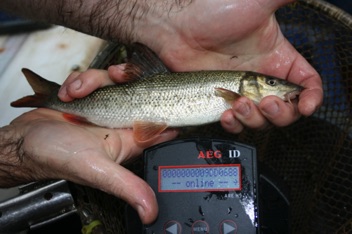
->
[133,121,168,143]
[214,88,241,103]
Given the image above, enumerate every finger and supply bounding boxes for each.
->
[107,64,130,83]
[232,97,268,129]
[259,96,300,126]
[285,50,323,116]
[64,157,159,224]
[66,69,114,98]
[298,86,323,116]
[220,109,244,134]
[104,166,158,224]
[294,68,323,116]
[261,0,296,12]
[58,69,114,102]
[58,71,81,102]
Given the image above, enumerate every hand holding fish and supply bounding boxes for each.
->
[0,108,177,224]
[139,0,323,132]
[2,0,323,130]
[54,0,322,133]
[1,0,323,226]
[15,44,303,142]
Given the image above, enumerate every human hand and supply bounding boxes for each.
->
[1,108,177,224]
[54,0,323,226]
[60,0,323,133]
[134,0,323,133]
[1,0,322,227]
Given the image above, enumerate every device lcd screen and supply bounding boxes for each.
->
[158,164,241,192]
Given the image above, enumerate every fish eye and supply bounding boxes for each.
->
[266,78,277,86]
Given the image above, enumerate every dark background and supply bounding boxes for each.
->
[326,0,352,14]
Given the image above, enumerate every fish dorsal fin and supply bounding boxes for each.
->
[124,43,170,80]
[133,121,168,143]
[214,88,242,103]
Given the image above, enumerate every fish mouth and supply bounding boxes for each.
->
[284,90,301,103]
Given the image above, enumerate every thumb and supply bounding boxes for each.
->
[110,167,158,224]
[260,0,296,12]
[59,69,115,102]
[70,157,158,224]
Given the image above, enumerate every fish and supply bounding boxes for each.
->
[11,43,303,142]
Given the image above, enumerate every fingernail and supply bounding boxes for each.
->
[71,79,82,90]
[262,101,279,116]
[222,113,237,127]
[234,101,251,117]
[136,205,145,219]
[58,86,67,99]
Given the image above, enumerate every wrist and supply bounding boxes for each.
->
[0,125,28,187]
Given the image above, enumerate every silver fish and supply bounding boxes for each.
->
[11,44,302,142]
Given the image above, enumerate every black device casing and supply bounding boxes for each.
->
[143,138,259,234]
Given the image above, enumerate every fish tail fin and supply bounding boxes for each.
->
[11,68,60,108]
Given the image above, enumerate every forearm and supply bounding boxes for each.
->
[0,125,31,187]
[0,0,178,44]
[0,0,137,42]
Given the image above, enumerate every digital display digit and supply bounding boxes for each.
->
[158,164,241,192]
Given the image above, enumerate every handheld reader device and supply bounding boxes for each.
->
[142,138,259,234]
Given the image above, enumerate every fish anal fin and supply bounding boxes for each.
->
[63,113,92,126]
[133,121,168,143]
[214,88,241,103]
